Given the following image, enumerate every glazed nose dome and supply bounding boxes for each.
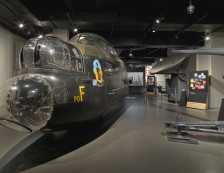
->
[0,75,53,132]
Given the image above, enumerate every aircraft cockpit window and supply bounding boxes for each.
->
[78,35,102,45]
[20,48,24,69]
[35,37,84,72]
[78,36,88,44]
[34,45,41,67]
[71,47,83,72]
[21,37,83,73]
[63,48,72,71]
[70,33,118,60]
[107,46,118,59]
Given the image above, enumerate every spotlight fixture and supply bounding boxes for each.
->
[155,17,164,24]
[159,58,163,62]
[155,19,160,24]
[38,35,43,38]
[205,35,210,41]
[129,51,133,57]
[74,28,78,32]
[19,23,24,28]
[152,29,156,33]
[187,0,195,14]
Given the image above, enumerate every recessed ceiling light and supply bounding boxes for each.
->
[74,28,78,32]
[129,52,133,57]
[159,58,163,62]
[19,24,24,28]
[155,19,160,24]
[205,36,210,41]
[187,0,195,14]
[152,29,156,33]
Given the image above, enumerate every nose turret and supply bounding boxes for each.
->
[0,74,54,132]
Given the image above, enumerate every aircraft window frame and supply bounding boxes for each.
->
[77,34,118,60]
[70,46,84,73]
[35,37,84,73]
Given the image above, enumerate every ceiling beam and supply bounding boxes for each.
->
[175,14,207,38]
[66,12,74,26]
[64,0,74,11]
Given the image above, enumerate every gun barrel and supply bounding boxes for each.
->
[165,121,224,134]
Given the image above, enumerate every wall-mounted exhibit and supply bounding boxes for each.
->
[145,66,152,84]
[127,72,144,86]
[147,75,155,93]
[187,70,209,109]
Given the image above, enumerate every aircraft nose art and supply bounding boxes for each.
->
[0,74,54,132]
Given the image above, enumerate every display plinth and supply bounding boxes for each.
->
[186,100,208,110]
[147,92,154,95]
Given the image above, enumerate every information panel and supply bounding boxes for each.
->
[147,76,155,86]
[187,70,209,110]
[189,71,208,92]
[147,75,155,92]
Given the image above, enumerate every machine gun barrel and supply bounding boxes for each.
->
[165,121,224,134]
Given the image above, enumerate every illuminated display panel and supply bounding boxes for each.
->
[189,71,208,92]
[147,76,155,86]
[127,72,143,86]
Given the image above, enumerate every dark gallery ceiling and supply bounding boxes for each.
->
[1,0,224,65]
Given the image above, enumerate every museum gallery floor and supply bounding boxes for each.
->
[0,94,223,173]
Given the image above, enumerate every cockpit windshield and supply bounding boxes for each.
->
[70,33,118,60]
[21,36,83,73]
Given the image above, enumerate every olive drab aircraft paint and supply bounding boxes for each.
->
[0,33,129,132]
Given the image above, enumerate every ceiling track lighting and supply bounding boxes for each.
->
[152,17,164,33]
[187,0,195,14]
[129,51,133,57]
[155,17,164,24]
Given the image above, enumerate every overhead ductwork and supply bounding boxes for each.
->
[172,48,224,55]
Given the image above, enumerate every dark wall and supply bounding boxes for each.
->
[186,54,196,89]
[170,74,187,101]
[129,86,146,94]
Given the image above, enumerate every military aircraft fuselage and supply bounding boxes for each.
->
[0,33,129,132]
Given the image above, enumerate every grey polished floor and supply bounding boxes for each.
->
[1,94,224,173]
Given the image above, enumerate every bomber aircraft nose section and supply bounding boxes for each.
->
[0,74,54,132]
[0,33,128,133]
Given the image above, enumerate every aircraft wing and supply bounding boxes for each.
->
[172,48,224,55]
